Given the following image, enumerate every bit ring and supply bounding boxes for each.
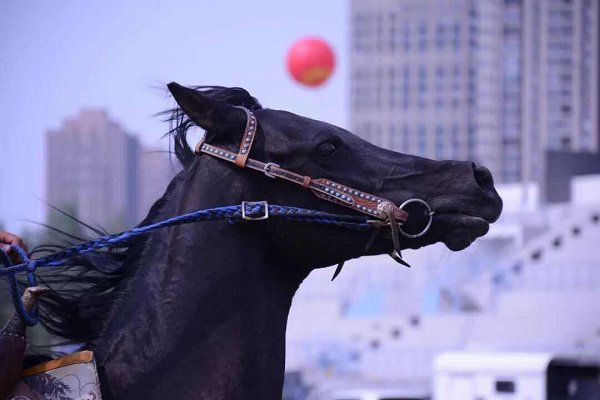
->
[398,198,434,239]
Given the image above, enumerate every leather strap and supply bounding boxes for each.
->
[194,108,408,223]
[233,106,257,168]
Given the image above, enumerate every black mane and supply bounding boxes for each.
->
[33,174,182,345]
[27,86,261,346]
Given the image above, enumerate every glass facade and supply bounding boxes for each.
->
[350,0,598,183]
[501,0,522,182]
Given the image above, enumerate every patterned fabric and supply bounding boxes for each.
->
[0,332,26,399]
[7,351,101,400]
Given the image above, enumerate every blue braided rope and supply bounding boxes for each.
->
[0,203,371,325]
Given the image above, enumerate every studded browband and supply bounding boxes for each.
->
[194,106,409,223]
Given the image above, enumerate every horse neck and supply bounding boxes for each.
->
[94,163,308,399]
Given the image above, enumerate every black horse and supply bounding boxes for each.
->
[23,83,502,399]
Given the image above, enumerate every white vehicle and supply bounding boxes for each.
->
[434,352,600,400]
[307,386,430,400]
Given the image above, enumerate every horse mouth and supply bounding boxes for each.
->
[434,213,490,251]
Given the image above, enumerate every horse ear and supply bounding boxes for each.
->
[167,82,242,132]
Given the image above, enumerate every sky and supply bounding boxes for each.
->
[0,0,348,233]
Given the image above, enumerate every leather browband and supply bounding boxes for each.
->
[194,106,408,223]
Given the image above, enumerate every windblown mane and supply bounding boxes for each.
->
[13,86,261,347]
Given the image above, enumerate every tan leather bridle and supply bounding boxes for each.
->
[193,106,435,271]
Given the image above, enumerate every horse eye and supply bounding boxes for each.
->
[316,142,337,157]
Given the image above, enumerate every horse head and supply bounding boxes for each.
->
[167,82,502,272]
[12,82,504,399]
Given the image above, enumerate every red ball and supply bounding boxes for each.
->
[286,37,336,87]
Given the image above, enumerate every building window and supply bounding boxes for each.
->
[435,65,445,80]
[418,65,427,109]
[418,65,427,102]
[467,126,476,159]
[389,123,396,150]
[435,125,445,159]
[450,98,458,109]
[452,22,460,50]
[418,125,427,155]
[402,65,411,110]
[376,68,383,110]
[418,22,427,51]
[402,124,410,152]
[376,13,384,53]
[435,22,445,50]
[389,13,397,52]
[389,68,396,109]
[495,380,516,393]
[452,124,460,158]
[403,24,411,52]
[435,65,444,108]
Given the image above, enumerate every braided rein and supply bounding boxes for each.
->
[1,202,379,326]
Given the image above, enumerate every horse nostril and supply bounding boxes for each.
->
[473,165,494,191]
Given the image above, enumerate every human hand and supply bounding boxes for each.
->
[0,231,29,264]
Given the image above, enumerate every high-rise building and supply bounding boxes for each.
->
[350,0,504,177]
[46,109,175,232]
[521,0,599,184]
[137,149,179,221]
[350,0,599,185]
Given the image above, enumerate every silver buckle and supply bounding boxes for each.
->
[263,162,280,179]
[241,201,269,221]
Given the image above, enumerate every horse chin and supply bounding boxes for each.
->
[436,214,490,251]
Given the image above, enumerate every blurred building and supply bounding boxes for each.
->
[522,0,599,184]
[288,172,600,391]
[46,109,175,231]
[137,149,178,221]
[349,0,599,184]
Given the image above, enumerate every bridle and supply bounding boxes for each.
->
[0,107,438,325]
[194,106,435,272]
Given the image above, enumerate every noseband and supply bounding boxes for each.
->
[194,106,435,271]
